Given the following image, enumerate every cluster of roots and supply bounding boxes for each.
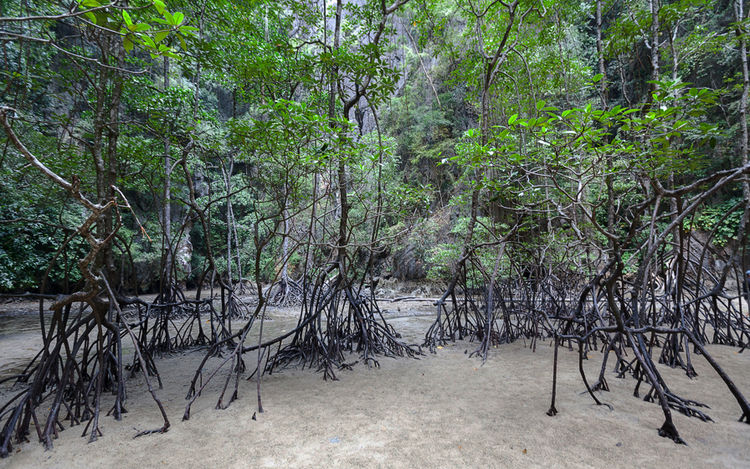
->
[424,245,750,443]
[1,238,748,455]
[264,277,305,307]
[0,283,252,456]
[265,273,421,380]
[181,268,422,422]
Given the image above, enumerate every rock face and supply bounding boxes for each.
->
[392,244,426,280]
[134,256,160,292]
[387,207,456,282]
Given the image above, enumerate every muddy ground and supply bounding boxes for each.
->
[0,295,749,468]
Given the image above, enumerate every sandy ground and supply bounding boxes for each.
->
[1,301,749,468]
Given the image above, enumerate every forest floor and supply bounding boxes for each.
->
[0,294,749,468]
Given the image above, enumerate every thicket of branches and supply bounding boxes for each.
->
[0,0,748,458]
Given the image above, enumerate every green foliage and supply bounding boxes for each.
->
[685,198,745,247]
[0,186,87,292]
[426,216,498,282]
[1,0,748,295]
[72,0,197,58]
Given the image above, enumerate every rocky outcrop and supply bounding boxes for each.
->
[392,244,426,280]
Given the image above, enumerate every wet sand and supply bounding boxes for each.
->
[0,302,749,468]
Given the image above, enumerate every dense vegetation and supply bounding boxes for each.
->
[0,0,749,457]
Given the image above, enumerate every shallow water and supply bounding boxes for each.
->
[0,309,45,336]
[0,306,50,378]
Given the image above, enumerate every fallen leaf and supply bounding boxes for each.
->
[522,449,527,454]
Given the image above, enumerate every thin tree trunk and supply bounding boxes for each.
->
[223,157,234,287]
[649,0,660,87]
[105,39,124,286]
[163,57,173,297]
[597,0,615,242]
[281,207,290,286]
[736,0,750,239]
[404,19,441,108]
[331,0,348,278]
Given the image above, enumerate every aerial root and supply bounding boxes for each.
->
[658,420,686,445]
[133,424,170,439]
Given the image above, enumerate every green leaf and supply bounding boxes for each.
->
[154,31,169,43]
[535,100,545,111]
[122,10,133,26]
[123,37,134,52]
[173,12,185,25]
[153,0,166,15]
[464,128,478,138]
[143,35,156,49]
[508,114,518,125]
[179,25,199,35]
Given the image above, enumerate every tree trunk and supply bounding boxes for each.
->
[736,0,750,242]
[162,57,173,298]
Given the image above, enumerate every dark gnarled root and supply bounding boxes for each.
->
[591,377,610,392]
[658,420,686,445]
[665,392,712,422]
